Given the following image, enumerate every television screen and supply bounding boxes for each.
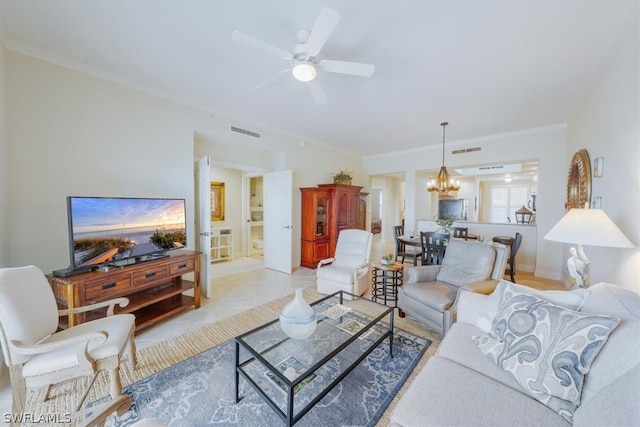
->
[67,196,187,271]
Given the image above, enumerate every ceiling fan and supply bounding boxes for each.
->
[231,7,375,105]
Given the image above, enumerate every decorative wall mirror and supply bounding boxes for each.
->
[566,149,592,209]
[210,182,225,221]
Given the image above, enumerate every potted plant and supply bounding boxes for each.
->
[380,253,394,265]
[333,169,353,185]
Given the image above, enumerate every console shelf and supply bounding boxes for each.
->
[48,250,201,331]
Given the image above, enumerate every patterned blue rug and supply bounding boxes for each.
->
[100,326,429,426]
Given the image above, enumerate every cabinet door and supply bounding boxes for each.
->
[336,190,349,230]
[348,190,360,228]
[358,195,367,230]
[316,193,329,237]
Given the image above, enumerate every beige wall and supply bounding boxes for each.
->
[566,10,639,292]
[3,50,362,274]
[0,39,9,267]
[365,126,568,280]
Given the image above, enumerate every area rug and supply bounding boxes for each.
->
[97,325,430,426]
[22,288,441,426]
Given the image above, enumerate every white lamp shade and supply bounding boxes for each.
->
[544,208,634,248]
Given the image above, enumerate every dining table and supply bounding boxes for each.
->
[397,236,422,247]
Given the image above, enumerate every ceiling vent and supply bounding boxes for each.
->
[452,147,481,155]
[230,125,261,139]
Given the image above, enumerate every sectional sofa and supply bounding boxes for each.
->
[391,280,640,426]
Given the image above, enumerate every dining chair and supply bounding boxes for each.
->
[420,231,449,265]
[393,225,422,266]
[0,265,137,417]
[492,233,523,282]
[506,232,523,282]
[451,227,468,240]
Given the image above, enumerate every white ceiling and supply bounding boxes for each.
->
[0,1,636,157]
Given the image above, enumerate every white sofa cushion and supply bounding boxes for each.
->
[576,283,640,407]
[390,356,569,427]
[467,280,590,333]
[475,289,619,423]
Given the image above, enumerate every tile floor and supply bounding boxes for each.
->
[0,234,565,424]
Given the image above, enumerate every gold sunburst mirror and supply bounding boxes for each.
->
[566,149,592,209]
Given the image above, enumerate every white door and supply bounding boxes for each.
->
[195,156,212,298]
[263,170,293,273]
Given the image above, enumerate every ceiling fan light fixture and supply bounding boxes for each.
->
[292,62,317,82]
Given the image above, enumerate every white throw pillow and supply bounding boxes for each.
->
[475,288,619,423]
[473,280,589,333]
[456,291,493,327]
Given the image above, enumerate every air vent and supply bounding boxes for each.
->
[452,147,482,155]
[478,165,504,171]
[230,125,261,139]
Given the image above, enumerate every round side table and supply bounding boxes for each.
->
[371,262,404,307]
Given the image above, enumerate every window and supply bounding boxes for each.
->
[490,185,529,223]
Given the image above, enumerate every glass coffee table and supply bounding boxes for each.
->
[234,291,394,426]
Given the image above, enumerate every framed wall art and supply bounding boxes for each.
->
[210,182,225,221]
[566,149,592,209]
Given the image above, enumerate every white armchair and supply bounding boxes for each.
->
[316,229,373,298]
[0,265,137,417]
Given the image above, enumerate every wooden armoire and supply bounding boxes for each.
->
[300,183,367,268]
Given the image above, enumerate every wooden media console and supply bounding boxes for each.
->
[48,250,201,331]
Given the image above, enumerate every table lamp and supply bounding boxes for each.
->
[544,207,634,288]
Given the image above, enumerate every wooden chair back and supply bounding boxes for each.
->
[420,231,449,265]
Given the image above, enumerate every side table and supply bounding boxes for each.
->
[371,261,404,307]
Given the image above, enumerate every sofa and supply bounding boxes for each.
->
[398,239,508,335]
[391,280,640,427]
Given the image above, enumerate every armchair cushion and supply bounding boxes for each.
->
[435,240,495,287]
[405,265,439,284]
[333,231,372,269]
[22,313,136,377]
[317,264,357,286]
[404,281,459,311]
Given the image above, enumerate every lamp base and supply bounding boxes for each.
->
[567,244,591,288]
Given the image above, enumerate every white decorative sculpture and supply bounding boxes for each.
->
[279,288,317,339]
[567,246,591,288]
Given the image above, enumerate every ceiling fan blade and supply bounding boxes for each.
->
[308,80,327,106]
[253,68,291,91]
[305,7,341,56]
[231,30,293,60]
[319,60,375,77]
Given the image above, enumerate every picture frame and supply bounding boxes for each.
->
[210,182,225,221]
[593,156,604,177]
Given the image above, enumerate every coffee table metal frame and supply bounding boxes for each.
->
[234,290,394,426]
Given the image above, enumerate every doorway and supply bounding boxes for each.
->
[246,175,264,259]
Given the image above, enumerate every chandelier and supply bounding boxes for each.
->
[427,121,460,193]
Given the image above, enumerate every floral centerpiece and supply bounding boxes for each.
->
[436,219,454,234]
[333,169,353,185]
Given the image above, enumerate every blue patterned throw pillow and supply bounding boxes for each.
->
[475,288,619,423]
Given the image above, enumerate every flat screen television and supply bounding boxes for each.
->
[64,196,187,274]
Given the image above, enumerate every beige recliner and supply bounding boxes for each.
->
[398,239,508,335]
[317,229,373,298]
